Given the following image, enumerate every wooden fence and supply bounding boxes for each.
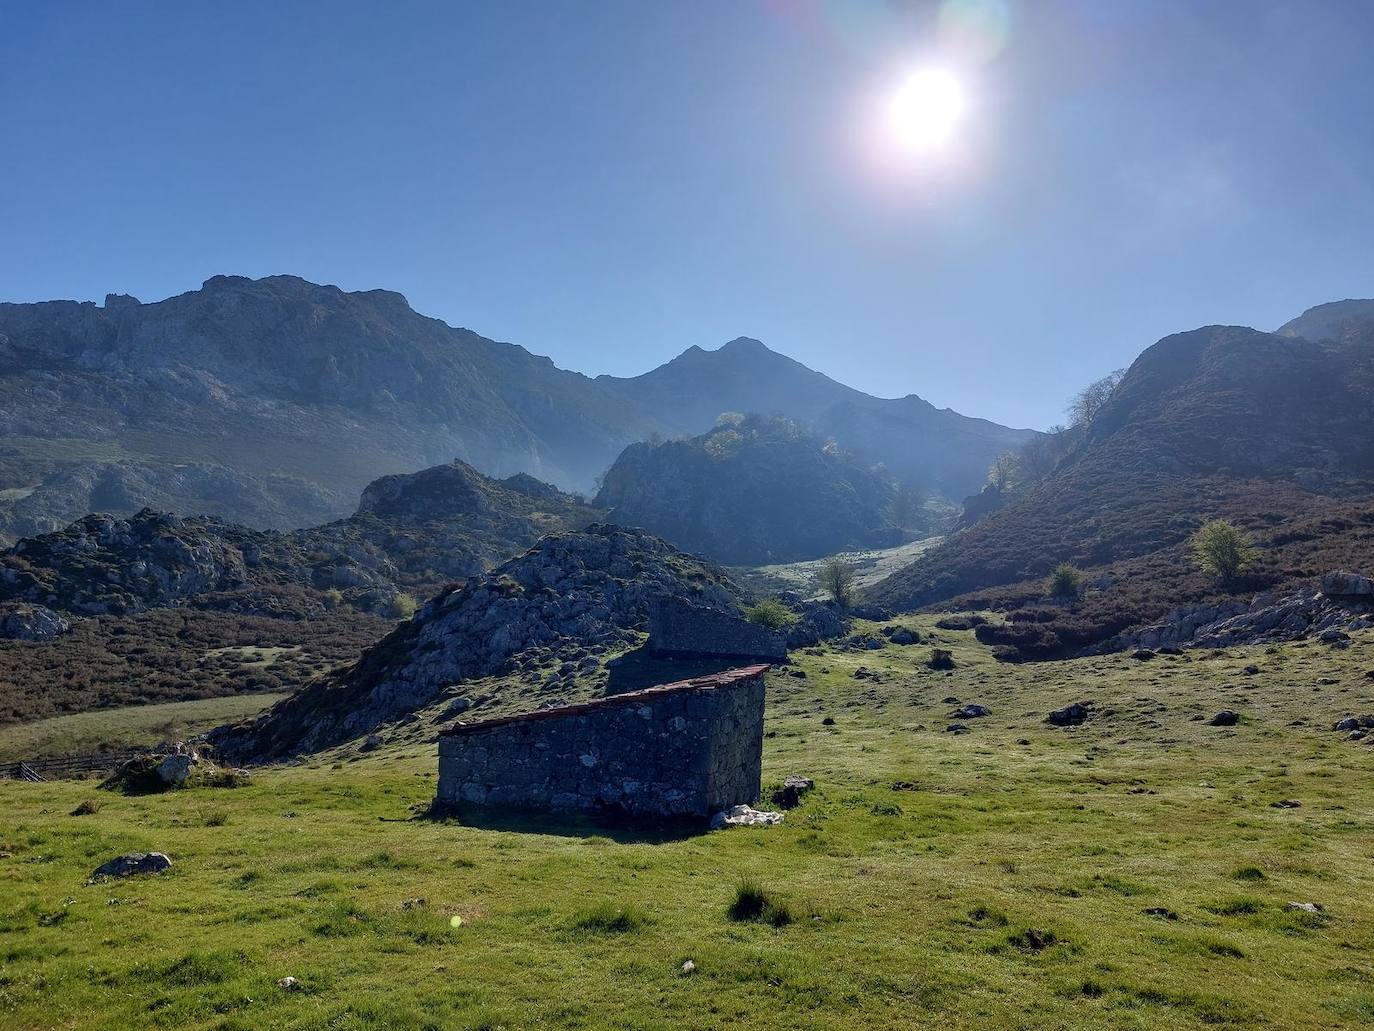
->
[0,751,140,782]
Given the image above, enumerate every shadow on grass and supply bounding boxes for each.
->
[415,797,706,844]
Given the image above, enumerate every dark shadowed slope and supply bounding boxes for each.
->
[595,415,901,565]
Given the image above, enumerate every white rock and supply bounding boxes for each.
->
[155,753,194,786]
[277,976,301,990]
[709,805,784,830]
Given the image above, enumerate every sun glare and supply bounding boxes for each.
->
[889,68,966,152]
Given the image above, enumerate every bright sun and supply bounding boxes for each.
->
[889,68,966,152]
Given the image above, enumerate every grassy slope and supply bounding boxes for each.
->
[3,621,1374,1029]
[0,694,284,763]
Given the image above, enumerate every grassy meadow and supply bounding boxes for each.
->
[3,618,1374,1029]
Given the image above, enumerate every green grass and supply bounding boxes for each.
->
[0,694,285,762]
[2,620,1373,1028]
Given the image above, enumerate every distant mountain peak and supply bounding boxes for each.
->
[717,336,770,354]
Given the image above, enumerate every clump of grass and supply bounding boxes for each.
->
[69,799,100,816]
[1231,865,1266,882]
[155,950,241,987]
[312,900,369,937]
[203,808,229,827]
[567,902,649,936]
[727,880,794,928]
[1207,896,1264,916]
[965,905,1009,928]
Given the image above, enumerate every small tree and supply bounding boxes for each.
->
[1047,562,1083,599]
[743,597,796,630]
[1067,369,1126,427]
[818,558,856,608]
[891,483,926,530]
[987,450,1023,492]
[389,591,419,619]
[1191,520,1254,583]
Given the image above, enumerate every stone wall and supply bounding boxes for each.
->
[647,596,786,662]
[436,665,768,820]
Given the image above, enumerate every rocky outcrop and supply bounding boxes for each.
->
[210,524,746,761]
[0,461,602,618]
[0,602,69,640]
[596,415,901,564]
[1087,573,1374,654]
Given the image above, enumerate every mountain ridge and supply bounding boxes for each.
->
[0,275,1030,540]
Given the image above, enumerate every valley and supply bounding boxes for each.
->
[4,620,1373,1029]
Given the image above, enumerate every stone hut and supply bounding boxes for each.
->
[647,596,787,662]
[436,665,768,821]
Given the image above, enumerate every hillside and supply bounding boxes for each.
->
[0,278,1030,540]
[867,318,1374,651]
[210,523,745,761]
[0,461,600,724]
[595,416,902,564]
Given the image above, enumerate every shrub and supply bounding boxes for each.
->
[1191,520,1254,583]
[818,558,856,608]
[1047,563,1083,599]
[743,598,796,630]
[727,880,793,927]
[389,592,419,619]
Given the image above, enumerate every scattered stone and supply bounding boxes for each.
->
[1285,902,1325,914]
[770,775,815,810]
[277,976,302,991]
[680,960,696,976]
[1143,907,1179,920]
[885,626,919,645]
[1243,665,1260,676]
[1046,702,1090,727]
[156,753,195,787]
[788,669,807,679]
[941,696,960,704]
[710,805,784,830]
[360,734,383,752]
[821,716,836,726]
[1131,648,1156,661]
[1210,710,1240,727]
[952,704,989,719]
[91,852,171,878]
[1016,738,1031,746]
[1321,571,1374,599]
[1271,799,1302,808]
[946,723,970,734]
[852,667,873,680]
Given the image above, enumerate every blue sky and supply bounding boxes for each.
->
[3,0,1372,429]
